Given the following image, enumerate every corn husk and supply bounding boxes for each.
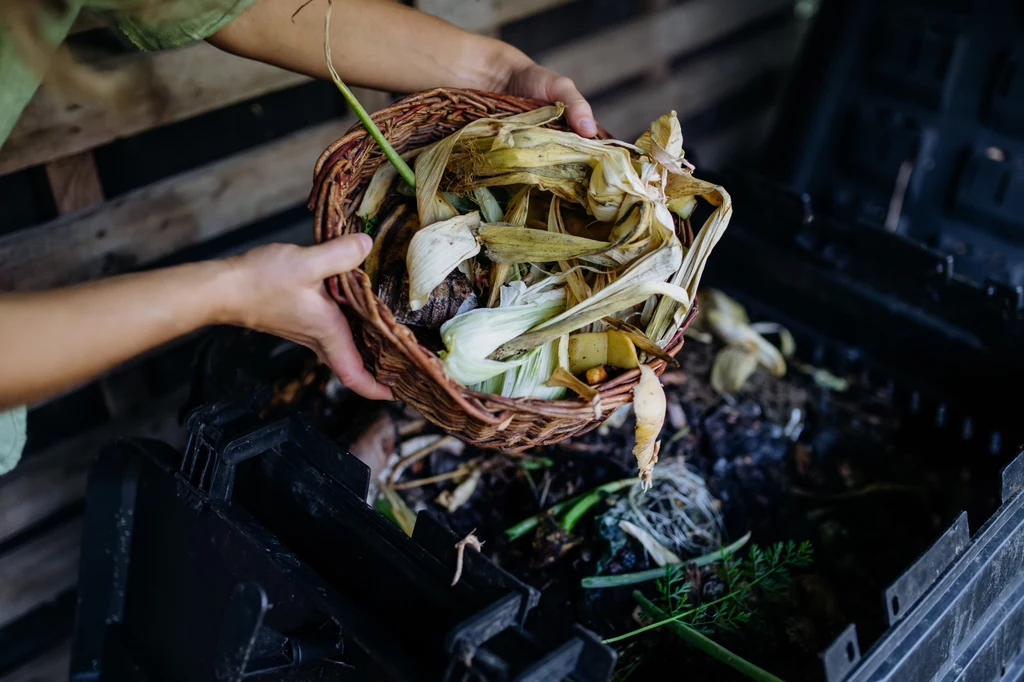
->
[358,146,427,220]
[710,344,761,394]
[489,235,687,360]
[699,289,795,393]
[436,467,482,512]
[546,367,602,419]
[407,212,481,311]
[644,176,733,346]
[488,187,531,306]
[634,110,692,176]
[751,321,797,358]
[471,187,503,223]
[601,317,678,367]
[478,225,611,264]
[632,364,665,489]
[363,202,411,285]
[619,520,681,566]
[414,105,566,226]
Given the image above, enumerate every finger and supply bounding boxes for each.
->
[548,75,597,138]
[306,233,373,280]
[317,310,394,401]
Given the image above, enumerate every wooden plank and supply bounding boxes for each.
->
[0,42,311,176]
[44,151,104,214]
[0,518,83,630]
[592,23,804,142]
[415,0,574,33]
[641,0,672,83]
[0,386,189,546]
[539,0,794,97]
[0,640,71,682]
[0,117,352,292]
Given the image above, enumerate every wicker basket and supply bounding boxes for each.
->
[308,87,697,452]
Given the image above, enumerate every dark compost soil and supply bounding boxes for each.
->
[214,329,1002,682]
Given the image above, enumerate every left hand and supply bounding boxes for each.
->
[497,59,598,139]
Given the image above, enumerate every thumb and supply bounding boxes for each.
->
[548,75,597,138]
[306,233,373,280]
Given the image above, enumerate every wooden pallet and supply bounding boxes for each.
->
[0,1,809,678]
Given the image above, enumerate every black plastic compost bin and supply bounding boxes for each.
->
[68,0,1024,679]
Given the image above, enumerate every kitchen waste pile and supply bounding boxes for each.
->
[351,101,733,487]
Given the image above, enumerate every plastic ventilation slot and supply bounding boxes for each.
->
[869,13,957,107]
[842,107,921,194]
[986,46,1024,136]
[953,152,1024,234]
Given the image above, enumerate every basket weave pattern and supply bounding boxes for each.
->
[309,88,696,452]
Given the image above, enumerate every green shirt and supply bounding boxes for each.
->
[0,0,253,476]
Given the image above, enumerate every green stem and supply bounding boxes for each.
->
[581,532,752,589]
[324,1,416,188]
[633,593,786,682]
[504,477,636,542]
[561,487,611,533]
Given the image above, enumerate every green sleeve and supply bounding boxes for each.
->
[110,0,256,51]
[0,0,253,152]
[0,406,27,477]
[0,0,86,152]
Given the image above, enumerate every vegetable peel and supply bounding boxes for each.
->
[632,364,666,488]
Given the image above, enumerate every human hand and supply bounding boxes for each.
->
[498,57,598,139]
[221,235,393,401]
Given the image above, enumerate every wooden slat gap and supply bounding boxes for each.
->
[44,151,104,215]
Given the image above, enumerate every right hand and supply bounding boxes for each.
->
[220,234,394,401]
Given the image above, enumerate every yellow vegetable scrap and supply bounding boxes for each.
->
[632,364,666,489]
[585,366,608,385]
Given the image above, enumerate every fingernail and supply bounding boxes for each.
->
[579,118,597,136]
[356,233,372,252]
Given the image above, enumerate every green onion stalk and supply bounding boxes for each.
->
[504,477,637,542]
[324,0,416,188]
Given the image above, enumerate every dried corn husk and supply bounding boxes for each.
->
[414,105,566,226]
[619,520,681,566]
[546,367,602,419]
[710,344,761,394]
[437,467,482,512]
[407,212,481,311]
[478,225,611,264]
[632,364,665,488]
[358,147,427,220]
[363,202,411,285]
[489,236,687,359]
[471,187,503,223]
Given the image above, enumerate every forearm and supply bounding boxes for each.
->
[208,0,531,94]
[0,260,235,410]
